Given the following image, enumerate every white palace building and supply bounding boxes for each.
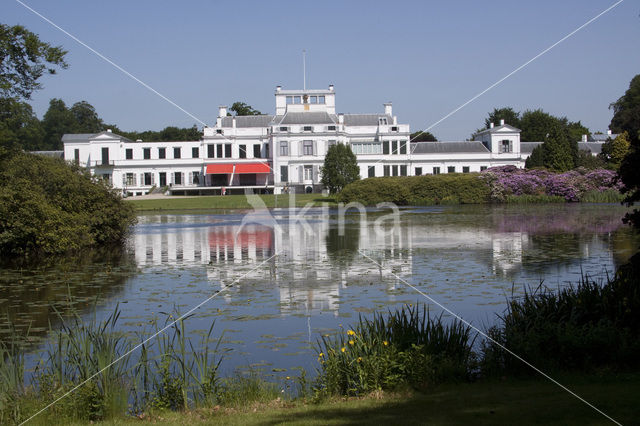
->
[62,84,602,196]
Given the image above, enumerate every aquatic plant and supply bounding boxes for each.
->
[315,304,476,396]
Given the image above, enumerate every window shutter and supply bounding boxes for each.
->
[509,140,513,153]
[170,173,174,185]
[140,173,144,185]
[133,174,137,186]
[298,166,303,182]
[122,174,126,186]
[313,165,319,182]
[151,173,155,185]
[189,172,193,185]
[299,141,304,156]
[312,141,317,156]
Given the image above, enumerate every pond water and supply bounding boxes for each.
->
[1,203,638,380]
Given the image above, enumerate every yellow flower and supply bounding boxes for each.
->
[383,341,388,346]
[357,357,362,363]
[341,347,346,353]
[347,330,355,336]
[349,340,355,345]
[286,376,290,380]
[318,352,324,357]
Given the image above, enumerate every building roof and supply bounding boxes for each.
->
[276,112,337,125]
[343,114,393,126]
[29,150,64,158]
[578,142,603,154]
[220,115,274,128]
[590,133,617,142]
[411,141,489,154]
[474,124,522,136]
[62,131,132,142]
[520,141,543,154]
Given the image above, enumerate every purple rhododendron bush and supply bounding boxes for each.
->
[480,166,623,202]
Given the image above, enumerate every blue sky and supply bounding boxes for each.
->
[4,0,639,140]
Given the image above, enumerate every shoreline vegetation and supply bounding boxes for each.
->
[0,149,136,260]
[2,258,639,424]
[127,166,624,212]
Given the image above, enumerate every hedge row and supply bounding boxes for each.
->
[337,173,491,206]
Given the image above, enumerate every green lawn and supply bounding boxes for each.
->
[69,372,639,425]
[126,194,337,211]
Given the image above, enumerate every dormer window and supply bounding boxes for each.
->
[500,139,513,153]
[216,129,223,134]
[286,96,302,104]
[303,126,313,132]
[280,126,288,132]
[328,125,336,131]
[391,126,398,132]
[379,117,388,125]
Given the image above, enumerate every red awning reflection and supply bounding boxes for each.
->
[208,227,273,250]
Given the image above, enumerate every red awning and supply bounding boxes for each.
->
[235,162,271,174]
[206,163,234,174]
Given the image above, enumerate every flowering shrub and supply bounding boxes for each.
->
[480,166,622,202]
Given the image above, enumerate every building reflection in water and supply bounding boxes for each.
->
[131,210,624,316]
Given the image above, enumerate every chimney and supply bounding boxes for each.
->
[499,119,505,126]
[329,84,334,91]
[136,139,142,142]
[490,122,494,129]
[276,85,282,92]
[338,113,344,124]
[218,105,227,117]
[384,102,392,116]
[232,117,236,128]
[607,129,612,136]
[106,129,112,133]
[393,116,398,125]
[582,134,588,142]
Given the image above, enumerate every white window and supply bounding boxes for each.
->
[303,126,313,132]
[125,173,135,186]
[294,96,302,104]
[379,117,388,125]
[304,165,313,180]
[309,95,317,104]
[318,95,325,104]
[351,142,383,155]
[280,141,289,156]
[501,139,512,153]
[286,96,293,104]
[303,140,314,156]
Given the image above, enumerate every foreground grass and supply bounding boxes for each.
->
[64,372,640,425]
[126,194,337,211]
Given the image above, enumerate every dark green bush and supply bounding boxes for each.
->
[337,174,490,206]
[0,148,136,259]
[482,254,640,375]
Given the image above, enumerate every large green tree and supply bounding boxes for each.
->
[410,131,438,142]
[613,75,640,227]
[0,24,68,100]
[71,100,104,133]
[485,107,521,128]
[542,122,575,171]
[230,101,261,116]
[599,131,630,171]
[41,98,76,150]
[321,143,360,194]
[0,97,44,150]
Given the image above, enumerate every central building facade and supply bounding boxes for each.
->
[63,85,529,196]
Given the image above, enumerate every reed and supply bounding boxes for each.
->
[315,304,476,396]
